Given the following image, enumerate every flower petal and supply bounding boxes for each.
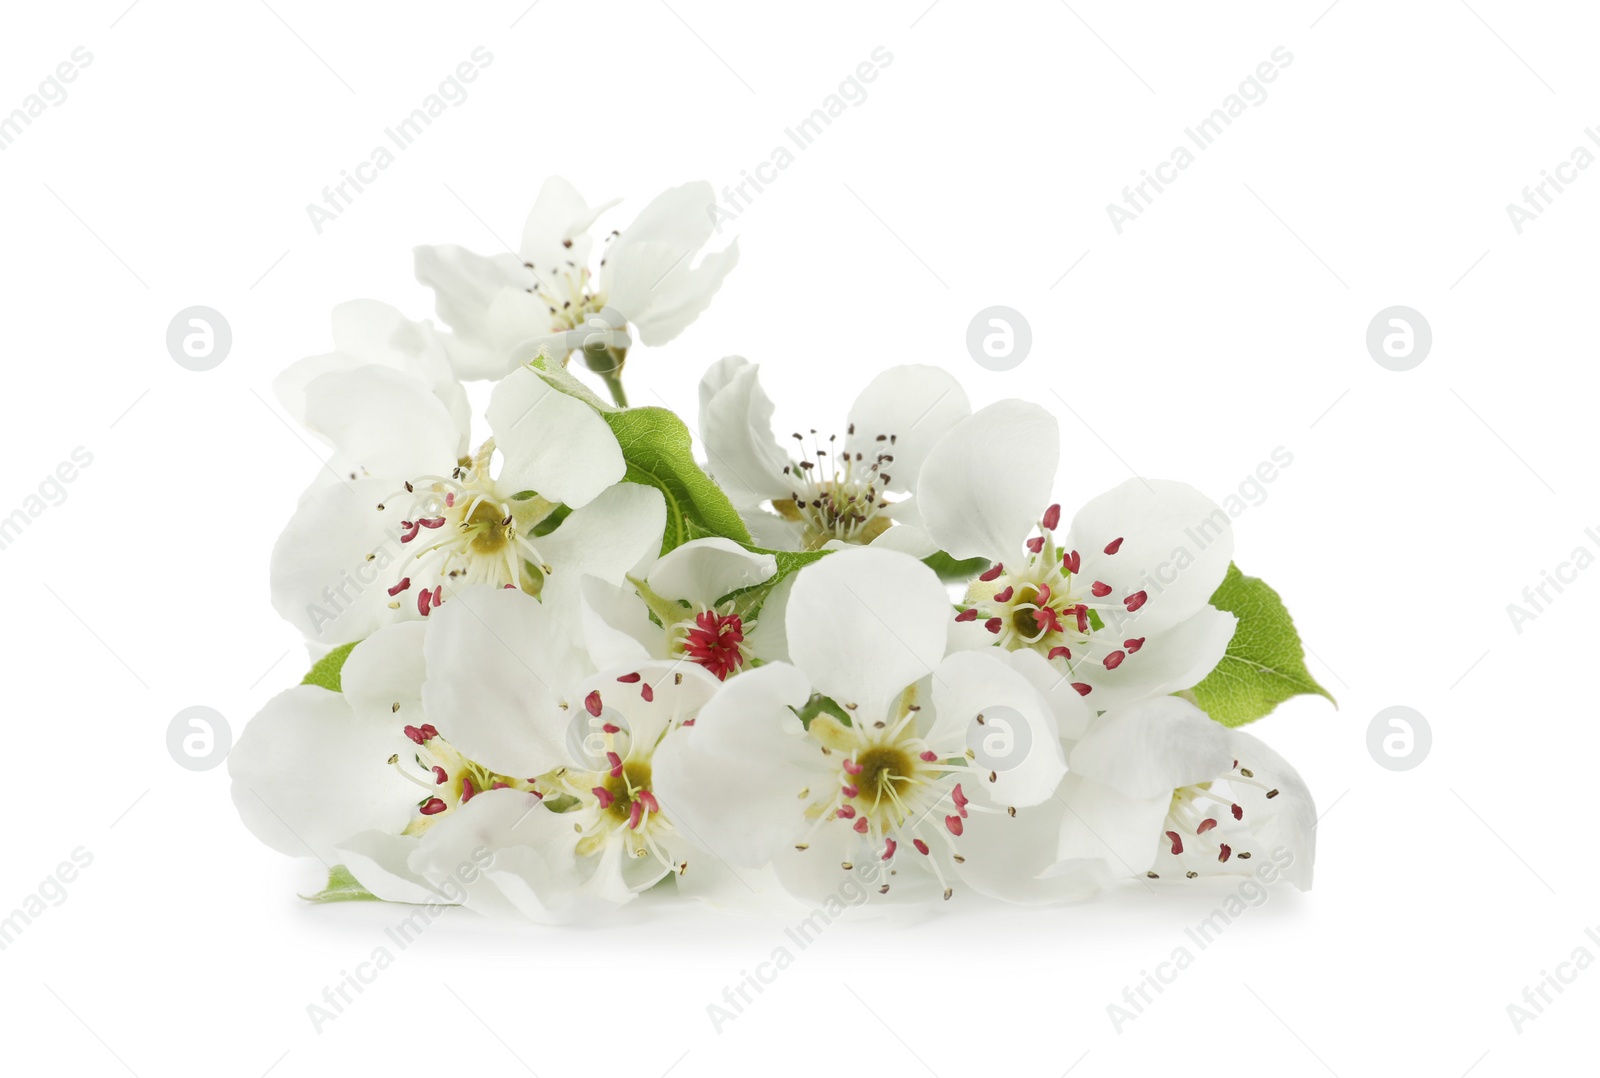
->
[784,547,949,723]
[487,366,624,508]
[302,365,464,482]
[697,357,793,507]
[534,482,666,616]
[1068,696,1233,799]
[651,662,817,868]
[518,176,619,270]
[845,365,971,491]
[927,649,1067,808]
[1070,604,1237,711]
[1066,478,1234,634]
[647,537,776,606]
[917,400,1059,561]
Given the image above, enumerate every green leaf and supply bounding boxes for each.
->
[301,641,358,692]
[301,864,380,903]
[722,547,830,616]
[923,551,991,583]
[1187,563,1334,727]
[795,693,851,729]
[607,406,753,553]
[528,358,751,555]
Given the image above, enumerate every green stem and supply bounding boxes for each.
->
[600,372,629,408]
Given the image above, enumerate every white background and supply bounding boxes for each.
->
[1,0,1592,1074]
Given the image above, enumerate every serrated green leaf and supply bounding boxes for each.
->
[301,641,358,692]
[301,864,380,903]
[923,551,991,583]
[1188,563,1334,727]
[607,406,753,553]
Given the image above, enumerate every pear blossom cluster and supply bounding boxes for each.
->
[232,177,1321,922]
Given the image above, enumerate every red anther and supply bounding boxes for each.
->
[1036,606,1064,634]
[979,563,1005,582]
[461,777,477,803]
[387,577,412,597]
[432,766,448,785]
[919,750,938,762]
[1125,638,1145,653]
[617,672,641,683]
[1124,591,1149,612]
[1231,803,1243,821]
[602,723,620,734]
[417,589,434,616]
[419,725,439,740]
[404,725,426,744]
[1036,584,1052,605]
[400,521,421,543]
[853,816,869,833]
[1042,504,1061,530]
[1047,646,1071,661]
[638,790,659,814]
[1103,537,1124,555]
[1025,536,1045,553]
[430,586,443,608]
[1074,605,1090,634]
[1091,581,1112,597]
[952,784,969,817]
[1104,650,1126,670]
[628,801,644,830]
[420,798,448,816]
[1197,818,1218,834]
[913,839,930,855]
[882,837,897,861]
[1218,844,1232,863]
[1166,830,1184,855]
[1071,683,1093,696]
[1063,550,1081,575]
[503,583,516,589]
[843,758,863,775]
[491,781,509,790]
[682,718,696,727]
[992,586,1014,602]
[606,751,624,777]
[418,517,447,530]
[837,804,857,819]
[445,492,455,508]
[954,608,978,622]
[945,815,964,837]
[841,785,859,799]
[592,786,615,809]
[985,618,1003,634]
[586,691,603,717]
[682,610,747,680]
[640,683,654,703]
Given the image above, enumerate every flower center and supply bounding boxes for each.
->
[389,722,539,832]
[772,427,896,550]
[955,503,1148,698]
[1146,759,1280,879]
[524,262,609,333]
[791,695,1012,901]
[379,441,560,615]
[675,610,748,680]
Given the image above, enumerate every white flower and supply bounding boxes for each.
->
[917,401,1239,709]
[1044,696,1316,888]
[270,361,663,648]
[697,356,971,552]
[412,585,722,921]
[581,536,779,680]
[415,177,739,382]
[228,622,495,904]
[652,546,1068,905]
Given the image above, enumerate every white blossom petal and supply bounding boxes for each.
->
[487,367,624,508]
[845,365,971,490]
[917,400,1059,561]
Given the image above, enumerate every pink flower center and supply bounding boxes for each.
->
[681,611,747,680]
